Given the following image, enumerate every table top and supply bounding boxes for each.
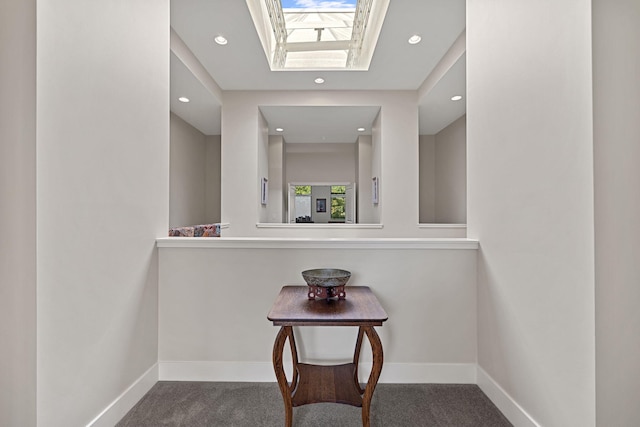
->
[267,286,388,326]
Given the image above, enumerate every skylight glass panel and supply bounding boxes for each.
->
[248,0,389,71]
[280,0,356,8]
[281,9,354,68]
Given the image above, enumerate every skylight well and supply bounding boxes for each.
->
[248,0,389,70]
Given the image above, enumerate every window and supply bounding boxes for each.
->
[287,183,355,224]
[249,0,389,70]
[294,185,312,221]
[330,185,346,220]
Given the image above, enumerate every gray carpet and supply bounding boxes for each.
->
[117,382,512,426]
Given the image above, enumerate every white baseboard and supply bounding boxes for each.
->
[159,361,477,384]
[477,366,541,427]
[86,363,159,427]
[84,362,535,427]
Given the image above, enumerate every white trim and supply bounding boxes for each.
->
[256,223,384,229]
[477,366,541,427]
[159,361,476,384]
[418,223,467,229]
[156,237,479,250]
[86,363,158,427]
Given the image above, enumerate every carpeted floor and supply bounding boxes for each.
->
[117,382,512,426]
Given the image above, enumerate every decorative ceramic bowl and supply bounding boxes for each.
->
[302,269,351,300]
[302,268,351,287]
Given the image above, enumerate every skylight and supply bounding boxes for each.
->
[280,0,356,8]
[247,0,389,70]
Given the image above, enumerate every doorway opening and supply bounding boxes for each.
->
[288,183,355,224]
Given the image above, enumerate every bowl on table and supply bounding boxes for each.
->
[302,268,351,300]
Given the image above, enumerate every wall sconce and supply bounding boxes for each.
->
[261,177,268,205]
[372,177,379,204]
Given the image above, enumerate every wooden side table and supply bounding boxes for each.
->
[267,286,388,427]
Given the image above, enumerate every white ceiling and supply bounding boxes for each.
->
[419,53,466,135]
[260,106,380,143]
[170,52,222,135]
[170,0,466,138]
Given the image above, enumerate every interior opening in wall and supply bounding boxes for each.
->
[170,1,467,233]
[169,52,223,228]
[418,53,466,225]
[260,105,380,225]
[288,183,355,224]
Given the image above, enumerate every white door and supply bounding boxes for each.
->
[288,185,296,223]
[345,183,355,224]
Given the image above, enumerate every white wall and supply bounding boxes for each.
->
[170,115,220,227]
[371,110,382,224]
[158,245,477,381]
[258,110,269,223]
[356,135,374,223]
[419,135,436,222]
[170,113,207,227]
[311,186,332,223]
[267,135,285,223]
[419,115,466,224]
[221,91,418,236]
[220,92,258,233]
[593,0,640,425]
[435,115,466,223]
[467,1,595,426]
[205,135,221,224]
[286,143,356,183]
[36,1,169,426]
[0,0,37,425]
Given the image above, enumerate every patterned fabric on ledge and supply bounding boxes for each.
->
[169,224,220,237]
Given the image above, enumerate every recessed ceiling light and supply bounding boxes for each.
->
[214,35,228,45]
[178,97,190,103]
[451,95,463,101]
[408,35,422,45]
[357,127,366,132]
[314,77,325,84]
[275,128,284,132]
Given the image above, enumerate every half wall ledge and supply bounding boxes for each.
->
[156,237,478,250]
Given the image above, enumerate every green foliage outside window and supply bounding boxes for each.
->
[329,186,347,219]
[295,185,311,195]
[331,196,346,219]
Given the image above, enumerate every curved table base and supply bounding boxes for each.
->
[272,325,383,427]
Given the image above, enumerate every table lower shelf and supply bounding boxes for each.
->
[292,362,363,407]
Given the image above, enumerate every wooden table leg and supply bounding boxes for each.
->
[272,326,299,427]
[360,326,383,427]
[352,327,366,394]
